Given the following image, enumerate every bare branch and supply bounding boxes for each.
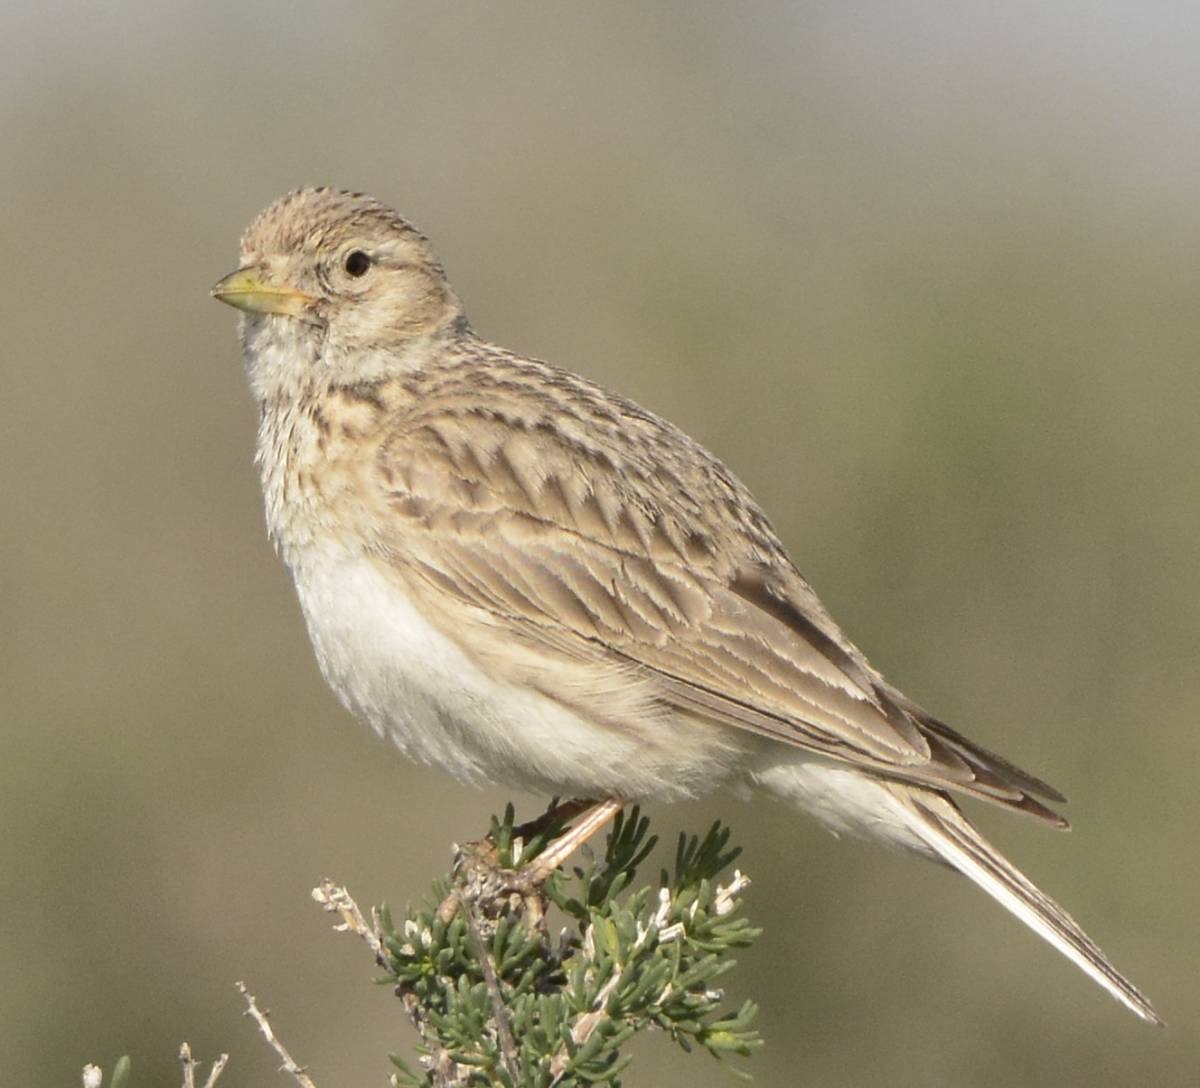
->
[236,982,319,1088]
[180,1044,196,1088]
[312,879,384,960]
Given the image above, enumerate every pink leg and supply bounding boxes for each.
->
[523,798,625,881]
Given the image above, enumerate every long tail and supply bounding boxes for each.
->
[886,783,1162,1025]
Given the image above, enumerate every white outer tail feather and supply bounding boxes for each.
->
[885,784,1162,1025]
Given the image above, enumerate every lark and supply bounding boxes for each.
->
[213,187,1158,1023]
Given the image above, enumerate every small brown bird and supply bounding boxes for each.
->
[213,187,1158,1023]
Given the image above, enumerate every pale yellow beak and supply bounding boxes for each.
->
[210,267,316,316]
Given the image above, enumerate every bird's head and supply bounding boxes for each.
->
[212,187,465,398]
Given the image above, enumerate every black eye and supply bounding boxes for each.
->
[344,250,372,277]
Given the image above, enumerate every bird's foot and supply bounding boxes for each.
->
[436,798,624,924]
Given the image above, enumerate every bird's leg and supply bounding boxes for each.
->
[511,796,597,846]
[436,798,624,924]
[519,798,625,883]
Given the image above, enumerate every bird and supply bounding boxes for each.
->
[212,186,1159,1024]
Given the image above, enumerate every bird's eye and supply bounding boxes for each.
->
[344,250,372,277]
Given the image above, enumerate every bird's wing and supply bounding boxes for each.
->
[370,360,1064,818]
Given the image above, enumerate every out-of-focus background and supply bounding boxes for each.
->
[2,4,1196,1085]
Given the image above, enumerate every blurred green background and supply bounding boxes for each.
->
[2,4,1196,1085]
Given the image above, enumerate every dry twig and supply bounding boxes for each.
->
[312,878,384,960]
[236,982,319,1088]
[179,1043,229,1088]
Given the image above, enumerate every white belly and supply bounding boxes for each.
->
[288,542,725,799]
